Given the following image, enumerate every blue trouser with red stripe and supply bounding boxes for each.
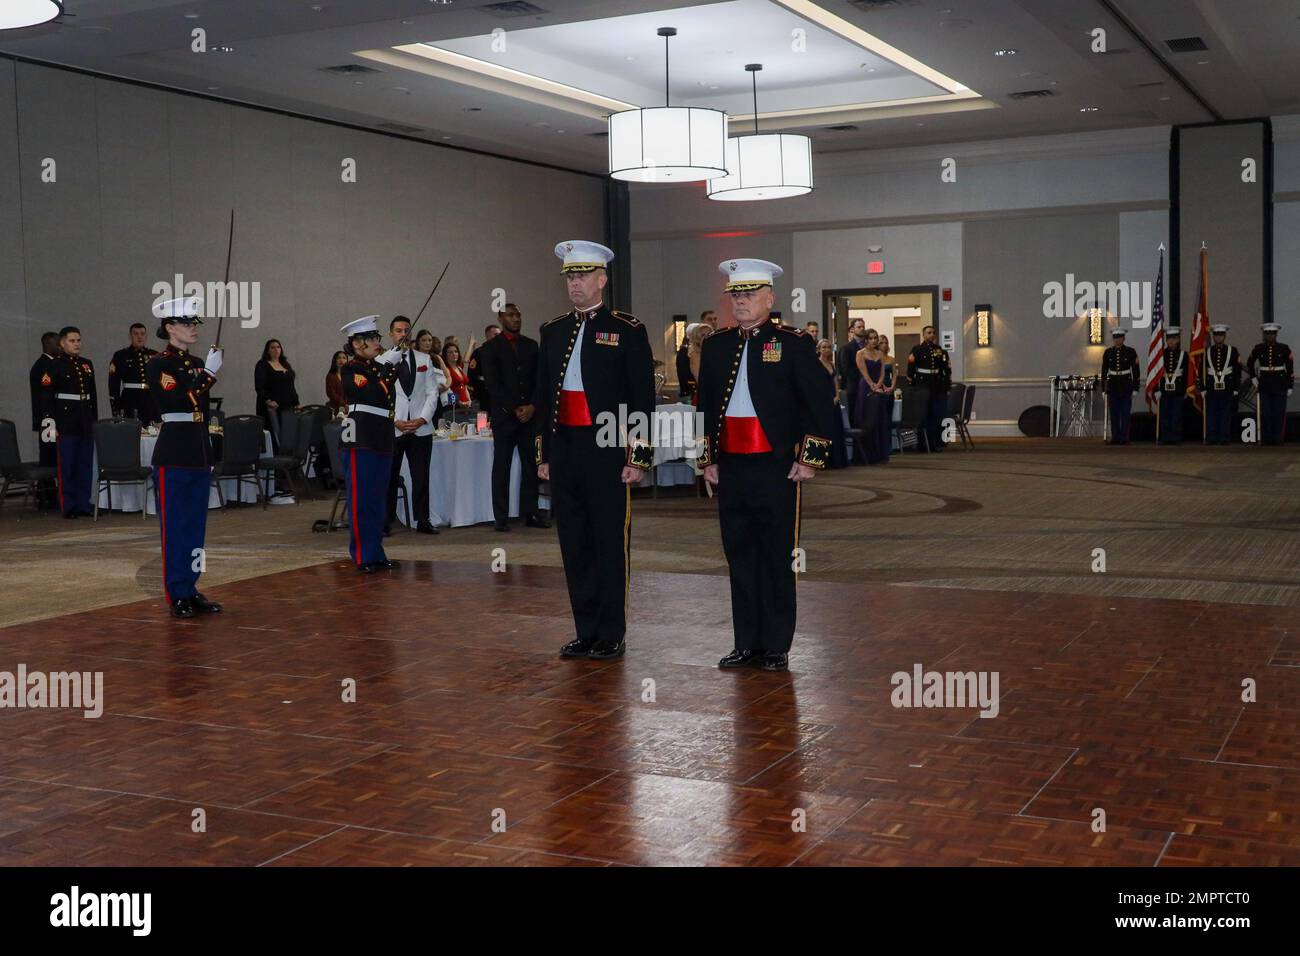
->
[155,465,210,603]
[56,435,94,515]
[342,446,390,566]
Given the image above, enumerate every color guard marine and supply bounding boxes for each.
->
[1198,324,1241,445]
[534,240,655,661]
[338,316,406,573]
[108,323,158,424]
[697,258,834,672]
[39,326,98,518]
[1155,327,1188,445]
[1245,323,1293,445]
[1100,328,1140,445]
[146,297,224,618]
[905,326,952,451]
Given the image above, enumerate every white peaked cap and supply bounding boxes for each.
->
[340,315,381,336]
[719,258,784,292]
[555,240,614,273]
[153,296,203,320]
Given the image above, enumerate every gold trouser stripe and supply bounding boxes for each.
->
[794,480,802,589]
[623,483,631,621]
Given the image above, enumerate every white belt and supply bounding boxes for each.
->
[121,382,148,390]
[914,367,939,375]
[161,412,205,423]
[348,403,392,418]
[1258,365,1287,372]
[1108,369,1133,376]
[55,392,89,401]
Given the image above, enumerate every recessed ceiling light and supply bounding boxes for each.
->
[206,86,220,91]
[184,12,200,19]
[401,19,414,25]
[353,80,364,85]
[1196,59,1210,65]
[1079,106,1100,112]
[1159,95,1171,101]
[994,49,1017,56]
[915,121,926,126]
[555,129,566,133]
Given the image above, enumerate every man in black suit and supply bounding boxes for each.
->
[478,303,547,532]
[837,318,866,412]
[698,258,834,672]
[28,331,60,509]
[535,240,655,660]
[466,323,500,408]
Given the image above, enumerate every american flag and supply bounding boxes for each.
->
[1143,247,1166,410]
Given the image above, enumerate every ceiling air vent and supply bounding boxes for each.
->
[1164,36,1208,53]
[1007,88,1057,99]
[481,1,547,16]
[376,122,423,135]
[825,124,860,132]
[321,63,381,75]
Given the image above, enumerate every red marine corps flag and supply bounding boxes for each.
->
[1188,244,1209,415]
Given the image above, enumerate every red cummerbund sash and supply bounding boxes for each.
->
[557,389,592,426]
[721,416,772,453]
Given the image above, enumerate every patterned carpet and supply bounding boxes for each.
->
[2,438,1299,627]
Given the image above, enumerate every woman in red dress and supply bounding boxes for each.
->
[442,341,472,407]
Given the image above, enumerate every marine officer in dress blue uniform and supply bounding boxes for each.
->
[1100,328,1140,445]
[534,241,655,660]
[1155,327,1189,445]
[146,296,224,617]
[1246,323,1294,445]
[109,323,158,425]
[697,259,834,672]
[1199,324,1240,445]
[338,316,406,573]
[39,326,99,518]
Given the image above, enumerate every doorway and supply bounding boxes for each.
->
[823,285,940,361]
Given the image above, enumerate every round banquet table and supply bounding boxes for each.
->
[397,434,526,529]
[95,431,272,515]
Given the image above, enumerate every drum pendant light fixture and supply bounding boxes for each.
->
[0,1,62,31]
[708,64,813,202]
[608,27,728,183]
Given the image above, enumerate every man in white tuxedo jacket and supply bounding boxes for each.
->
[386,315,440,535]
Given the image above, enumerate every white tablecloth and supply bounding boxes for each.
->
[641,401,698,489]
[398,435,524,529]
[96,432,272,515]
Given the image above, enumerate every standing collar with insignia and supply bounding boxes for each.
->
[737,318,770,340]
[574,305,602,322]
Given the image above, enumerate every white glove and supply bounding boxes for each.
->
[375,347,404,366]
[204,348,223,376]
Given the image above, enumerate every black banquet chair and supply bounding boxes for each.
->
[210,414,265,508]
[92,417,151,521]
[0,419,58,510]
[894,386,931,452]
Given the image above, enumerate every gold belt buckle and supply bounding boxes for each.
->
[193,411,204,422]
[1163,383,1175,392]
[1213,381,1225,391]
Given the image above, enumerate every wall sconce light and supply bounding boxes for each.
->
[672,314,687,350]
[1087,307,1105,346]
[974,304,992,347]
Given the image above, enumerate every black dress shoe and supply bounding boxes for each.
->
[588,640,626,660]
[381,559,401,570]
[525,514,551,529]
[761,652,789,672]
[560,638,594,658]
[170,598,196,618]
[416,521,440,535]
[494,521,510,532]
[358,562,381,575]
[718,649,762,669]
[191,594,223,614]
[75,508,95,517]
[64,512,78,520]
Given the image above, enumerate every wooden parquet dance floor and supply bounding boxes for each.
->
[1,559,1297,866]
